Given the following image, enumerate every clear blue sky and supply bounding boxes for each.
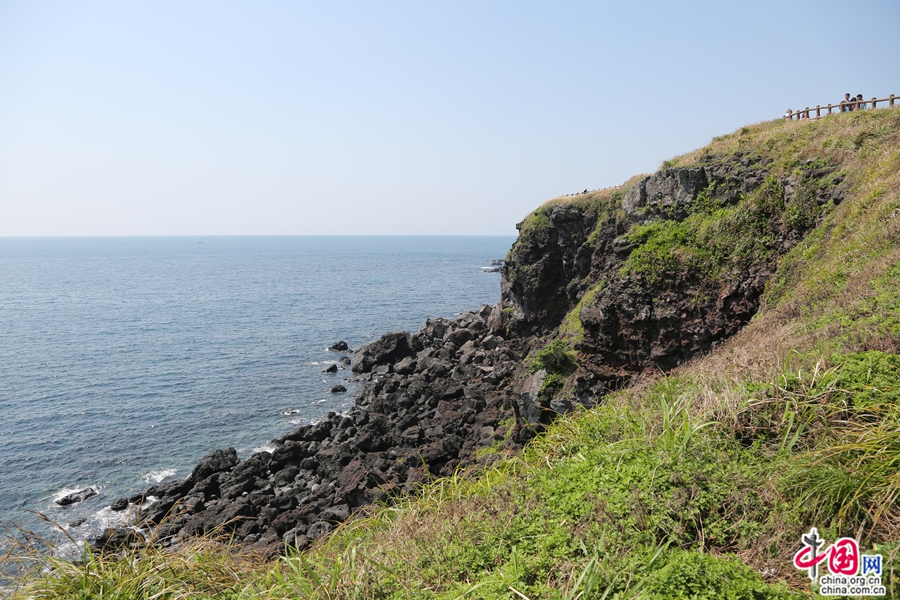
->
[1,1,898,236]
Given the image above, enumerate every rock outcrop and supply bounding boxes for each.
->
[56,488,98,507]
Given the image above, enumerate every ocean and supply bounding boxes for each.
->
[0,235,513,546]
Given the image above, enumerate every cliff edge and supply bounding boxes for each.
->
[84,109,897,598]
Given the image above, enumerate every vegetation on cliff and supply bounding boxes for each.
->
[4,109,899,598]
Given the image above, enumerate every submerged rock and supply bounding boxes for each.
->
[56,488,97,507]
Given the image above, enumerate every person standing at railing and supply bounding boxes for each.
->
[856,94,866,110]
[784,109,793,120]
[841,93,852,112]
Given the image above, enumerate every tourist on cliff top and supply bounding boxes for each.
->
[856,94,866,110]
[784,109,793,119]
[842,93,853,112]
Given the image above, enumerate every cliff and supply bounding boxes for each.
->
[31,109,898,599]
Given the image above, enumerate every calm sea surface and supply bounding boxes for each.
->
[0,236,513,544]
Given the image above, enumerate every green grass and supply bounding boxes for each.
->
[526,339,580,403]
[621,173,828,287]
[558,281,604,343]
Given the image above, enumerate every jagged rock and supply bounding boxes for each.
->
[394,356,417,375]
[189,448,239,483]
[623,167,709,221]
[92,527,144,552]
[323,364,338,373]
[513,369,548,426]
[329,341,349,352]
[307,521,333,539]
[331,384,347,394]
[320,504,350,522]
[56,488,97,506]
[487,305,504,333]
[147,479,191,498]
[110,497,129,512]
[283,525,308,548]
[481,334,502,351]
[143,496,180,525]
[352,332,415,374]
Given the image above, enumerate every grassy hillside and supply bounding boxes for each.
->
[5,109,900,599]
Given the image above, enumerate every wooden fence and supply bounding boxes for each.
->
[784,95,897,120]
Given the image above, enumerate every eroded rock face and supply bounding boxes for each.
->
[502,203,602,331]
[623,167,709,221]
[503,154,843,383]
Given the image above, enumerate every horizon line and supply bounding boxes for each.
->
[0,233,519,239]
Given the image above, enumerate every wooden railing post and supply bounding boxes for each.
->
[781,95,896,119]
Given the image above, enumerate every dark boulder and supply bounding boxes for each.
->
[323,364,338,373]
[329,341,349,352]
[331,384,347,394]
[91,527,144,552]
[189,448,239,483]
[307,521,333,540]
[352,332,415,374]
[55,488,97,507]
[188,473,223,500]
[142,496,180,525]
[110,497,129,512]
[147,479,192,498]
[394,356,417,375]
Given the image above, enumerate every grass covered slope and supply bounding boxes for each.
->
[6,110,900,599]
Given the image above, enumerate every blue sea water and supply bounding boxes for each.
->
[0,235,513,545]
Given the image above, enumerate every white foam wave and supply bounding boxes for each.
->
[142,469,176,484]
[253,444,276,454]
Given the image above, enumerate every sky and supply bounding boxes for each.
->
[1,1,898,236]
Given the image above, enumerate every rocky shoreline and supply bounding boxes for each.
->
[88,154,843,556]
[94,304,549,556]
